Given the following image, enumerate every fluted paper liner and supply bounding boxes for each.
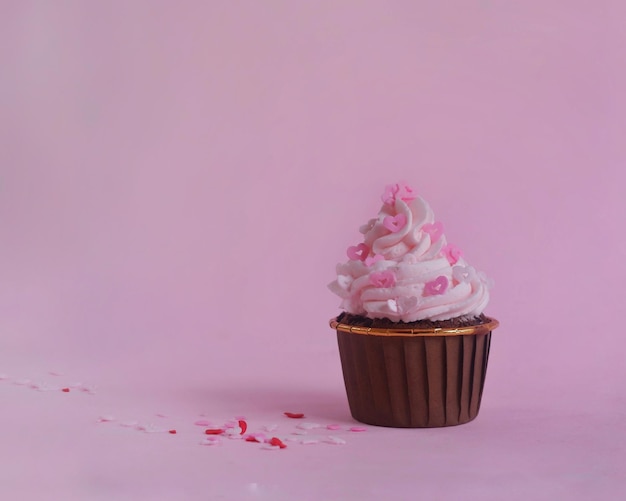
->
[331,316,498,428]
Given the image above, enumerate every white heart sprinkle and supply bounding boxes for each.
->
[261,445,280,451]
[142,424,167,433]
[296,422,321,430]
[325,436,347,445]
[119,421,139,428]
[301,439,320,445]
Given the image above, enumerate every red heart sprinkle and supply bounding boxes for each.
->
[284,412,305,419]
[168,430,177,434]
[245,436,259,442]
[269,437,287,449]
[61,388,70,392]
[238,420,248,435]
[205,428,225,435]
[369,270,396,288]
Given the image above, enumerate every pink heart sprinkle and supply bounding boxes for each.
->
[397,183,417,202]
[194,420,212,427]
[397,296,419,313]
[364,254,384,267]
[424,276,449,296]
[347,243,369,261]
[381,184,400,205]
[369,270,396,288]
[326,424,342,430]
[349,426,367,432]
[421,221,443,243]
[200,437,221,446]
[442,244,462,265]
[383,213,407,233]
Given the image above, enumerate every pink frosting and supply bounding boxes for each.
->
[328,184,491,322]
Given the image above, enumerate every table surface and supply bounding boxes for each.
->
[2,333,624,501]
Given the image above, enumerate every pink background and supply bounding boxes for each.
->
[2,1,625,499]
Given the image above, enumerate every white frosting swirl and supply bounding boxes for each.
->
[329,186,491,322]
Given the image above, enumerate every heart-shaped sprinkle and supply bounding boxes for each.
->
[336,274,353,289]
[381,184,400,205]
[61,388,70,393]
[168,429,177,434]
[301,439,320,445]
[364,254,384,267]
[369,270,396,288]
[421,221,443,243]
[424,276,449,296]
[397,296,419,313]
[225,425,242,436]
[383,213,407,233]
[194,419,212,427]
[269,437,287,449]
[442,244,462,264]
[245,433,266,443]
[200,437,221,446]
[452,265,476,283]
[325,436,347,445]
[238,420,248,435]
[284,412,305,419]
[347,243,369,261]
[397,183,417,202]
[261,444,281,451]
[205,428,225,435]
[326,424,342,431]
[359,218,377,234]
[296,422,321,430]
[349,426,367,432]
[142,424,167,433]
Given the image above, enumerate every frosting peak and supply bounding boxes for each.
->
[329,184,491,322]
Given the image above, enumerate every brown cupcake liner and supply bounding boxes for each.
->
[332,317,498,428]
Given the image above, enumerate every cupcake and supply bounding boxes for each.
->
[329,183,498,427]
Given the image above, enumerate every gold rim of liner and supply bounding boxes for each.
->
[329,316,499,337]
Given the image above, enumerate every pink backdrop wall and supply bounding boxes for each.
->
[2,1,625,499]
